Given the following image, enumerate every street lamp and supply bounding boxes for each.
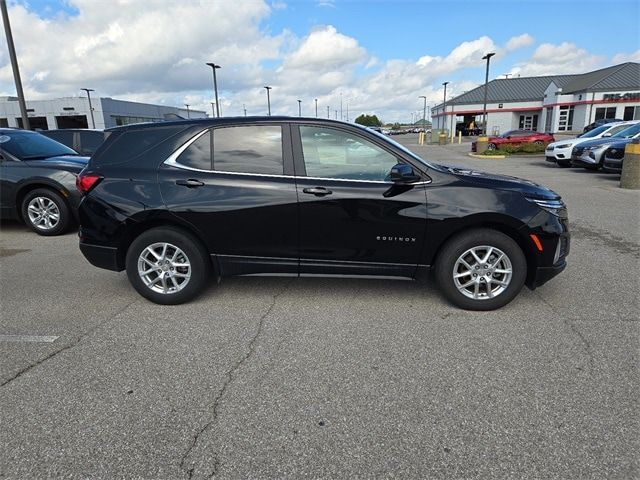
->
[81,88,96,128]
[481,52,495,135]
[206,62,221,117]
[1,0,29,130]
[184,104,190,118]
[327,106,330,118]
[297,99,301,117]
[264,86,272,115]
[442,81,449,131]
[419,95,427,135]
[243,104,247,116]
[314,98,318,117]
[210,102,215,117]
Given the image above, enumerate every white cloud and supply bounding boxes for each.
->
[612,49,640,64]
[512,42,604,76]
[283,26,367,70]
[505,33,534,51]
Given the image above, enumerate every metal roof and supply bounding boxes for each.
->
[438,62,639,108]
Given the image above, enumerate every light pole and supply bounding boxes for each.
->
[481,52,495,135]
[2,0,29,130]
[314,98,318,117]
[184,104,190,118]
[419,95,427,134]
[327,106,330,118]
[297,99,301,117]
[335,109,338,120]
[81,88,96,128]
[264,86,272,115]
[210,102,215,117]
[340,92,343,121]
[442,81,449,131]
[243,104,247,116]
[206,62,221,117]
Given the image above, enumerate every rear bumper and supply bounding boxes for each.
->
[79,242,124,271]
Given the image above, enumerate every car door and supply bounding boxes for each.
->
[158,123,299,276]
[292,124,428,277]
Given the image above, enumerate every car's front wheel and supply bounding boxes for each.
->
[125,227,211,305]
[21,188,72,236]
[487,142,497,150]
[435,229,527,310]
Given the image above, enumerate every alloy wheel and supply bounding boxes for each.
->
[27,196,60,231]
[137,242,192,294]
[452,245,513,300]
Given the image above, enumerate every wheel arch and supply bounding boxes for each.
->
[15,180,73,221]
[430,216,537,286]
[120,215,219,278]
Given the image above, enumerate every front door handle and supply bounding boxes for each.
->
[303,187,332,196]
[175,179,205,188]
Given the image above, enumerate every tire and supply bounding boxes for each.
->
[534,140,544,146]
[125,227,211,305]
[556,160,570,168]
[21,188,72,236]
[435,229,527,311]
[487,143,497,150]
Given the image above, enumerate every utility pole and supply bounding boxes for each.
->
[297,99,301,117]
[81,88,96,128]
[264,86,272,116]
[442,81,449,131]
[481,52,495,135]
[1,0,29,130]
[314,98,318,117]
[184,104,190,118]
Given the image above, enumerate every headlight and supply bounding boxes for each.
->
[556,143,572,149]
[526,197,567,218]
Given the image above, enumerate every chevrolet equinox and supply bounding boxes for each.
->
[76,118,569,310]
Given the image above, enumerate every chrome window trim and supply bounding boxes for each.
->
[163,130,431,185]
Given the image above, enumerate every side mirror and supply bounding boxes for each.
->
[603,133,611,137]
[390,163,420,183]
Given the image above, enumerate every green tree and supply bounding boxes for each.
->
[354,114,382,127]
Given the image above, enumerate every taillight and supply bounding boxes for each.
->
[76,173,103,195]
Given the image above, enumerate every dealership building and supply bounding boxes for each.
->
[0,96,207,130]
[431,62,640,135]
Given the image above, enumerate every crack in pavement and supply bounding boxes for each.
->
[0,298,139,388]
[179,280,294,480]
[534,291,595,373]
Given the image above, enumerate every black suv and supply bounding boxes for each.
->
[77,118,569,310]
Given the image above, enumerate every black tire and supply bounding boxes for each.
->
[487,143,497,150]
[556,160,571,168]
[533,140,544,146]
[21,188,72,236]
[435,229,527,311]
[125,227,211,305]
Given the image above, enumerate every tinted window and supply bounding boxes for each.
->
[99,125,187,165]
[613,123,640,138]
[176,131,211,170]
[581,124,611,138]
[0,131,77,160]
[300,126,398,181]
[43,130,74,149]
[607,124,634,136]
[213,126,283,175]
[79,131,107,156]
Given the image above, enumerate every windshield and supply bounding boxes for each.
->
[581,124,612,138]
[612,123,640,138]
[0,130,78,160]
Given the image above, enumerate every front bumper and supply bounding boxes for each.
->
[546,145,572,162]
[571,151,602,168]
[531,260,567,288]
[603,157,622,173]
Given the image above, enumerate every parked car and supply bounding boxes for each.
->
[570,122,640,170]
[583,118,624,133]
[602,137,640,173]
[545,121,638,167]
[0,128,88,235]
[77,117,569,310]
[40,129,109,157]
[471,130,555,151]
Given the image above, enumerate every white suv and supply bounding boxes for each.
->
[545,121,639,167]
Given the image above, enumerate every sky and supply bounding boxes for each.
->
[0,0,639,123]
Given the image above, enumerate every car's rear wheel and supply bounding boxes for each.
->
[21,188,72,236]
[125,227,211,305]
[487,143,497,150]
[435,229,527,310]
[534,140,544,146]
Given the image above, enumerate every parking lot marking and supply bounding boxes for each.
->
[0,335,59,343]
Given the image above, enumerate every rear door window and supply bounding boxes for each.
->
[213,126,283,175]
[176,131,212,170]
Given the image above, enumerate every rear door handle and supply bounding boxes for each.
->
[175,179,205,188]
[303,187,332,196]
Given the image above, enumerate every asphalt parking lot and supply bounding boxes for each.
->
[1,134,638,479]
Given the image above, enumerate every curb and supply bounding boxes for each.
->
[467,153,506,159]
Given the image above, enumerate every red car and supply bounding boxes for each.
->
[472,130,555,151]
